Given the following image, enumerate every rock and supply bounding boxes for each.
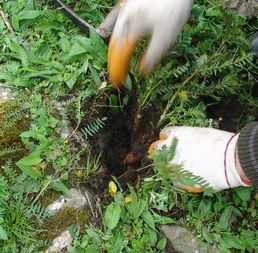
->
[43,230,73,253]
[41,188,94,252]
[0,87,15,103]
[160,225,220,253]
[250,32,258,57]
[46,188,95,213]
[224,0,258,19]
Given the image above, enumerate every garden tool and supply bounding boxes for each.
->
[50,0,123,39]
[51,0,95,34]
[149,124,257,192]
[108,0,194,87]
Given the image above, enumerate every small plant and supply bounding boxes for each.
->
[132,0,257,126]
[67,182,170,253]
[0,0,257,252]
[0,161,53,252]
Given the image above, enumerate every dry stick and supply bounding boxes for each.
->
[32,166,74,205]
[0,6,15,34]
[84,189,98,218]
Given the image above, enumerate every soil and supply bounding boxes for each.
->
[73,87,258,196]
[72,89,257,253]
[205,95,258,132]
[78,90,160,195]
[79,90,258,194]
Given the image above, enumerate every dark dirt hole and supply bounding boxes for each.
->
[76,90,160,194]
[204,95,258,132]
[78,91,257,195]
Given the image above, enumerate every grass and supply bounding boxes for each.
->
[0,0,257,252]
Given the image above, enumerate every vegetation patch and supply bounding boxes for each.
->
[37,206,90,242]
[0,0,257,252]
[0,100,28,168]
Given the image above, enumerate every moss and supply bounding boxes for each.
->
[0,100,29,168]
[37,206,91,241]
[39,190,62,208]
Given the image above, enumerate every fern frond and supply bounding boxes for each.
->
[0,146,24,157]
[27,203,53,221]
[149,138,210,190]
[171,62,191,78]
[0,175,9,199]
[80,117,107,139]
[203,53,253,76]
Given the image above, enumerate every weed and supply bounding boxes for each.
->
[0,161,52,252]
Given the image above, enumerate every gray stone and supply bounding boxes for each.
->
[224,0,258,19]
[43,230,72,253]
[46,188,95,213]
[0,87,15,103]
[42,188,95,252]
[251,32,258,57]
[160,225,220,253]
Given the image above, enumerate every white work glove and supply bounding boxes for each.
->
[149,126,251,192]
[108,0,194,87]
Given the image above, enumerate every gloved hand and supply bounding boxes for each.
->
[149,126,252,192]
[108,0,194,87]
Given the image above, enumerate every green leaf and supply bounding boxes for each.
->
[20,130,37,138]
[69,42,87,57]
[234,186,251,201]
[109,232,124,253]
[60,38,70,53]
[157,237,167,250]
[11,15,19,30]
[88,64,101,85]
[219,206,233,230]
[104,203,121,230]
[133,199,147,219]
[141,210,155,229]
[147,228,157,245]
[109,94,119,115]
[4,38,29,66]
[29,55,51,65]
[48,181,72,198]
[35,20,63,31]
[84,245,99,253]
[17,152,42,166]
[153,214,174,224]
[64,72,77,89]
[0,72,11,81]
[221,234,244,250]
[81,60,89,73]
[202,231,214,244]
[0,225,8,240]
[16,163,43,178]
[86,228,101,245]
[18,10,42,20]
[26,0,35,10]
[0,16,4,32]
[198,199,211,219]
[124,75,132,90]
[26,69,60,78]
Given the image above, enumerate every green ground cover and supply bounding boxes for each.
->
[0,0,257,252]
